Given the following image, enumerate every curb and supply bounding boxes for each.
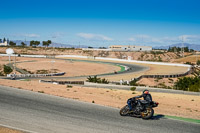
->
[155,114,200,124]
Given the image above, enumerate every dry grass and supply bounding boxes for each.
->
[174,55,200,64]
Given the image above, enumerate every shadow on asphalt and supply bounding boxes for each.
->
[126,114,165,121]
[151,114,165,120]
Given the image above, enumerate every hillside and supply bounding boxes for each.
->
[0,47,192,62]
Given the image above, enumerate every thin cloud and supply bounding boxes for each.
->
[128,37,136,41]
[51,32,65,38]
[24,34,40,38]
[11,33,40,38]
[77,33,113,41]
[179,35,200,42]
[128,34,200,45]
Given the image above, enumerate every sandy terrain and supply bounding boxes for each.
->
[1,55,197,121]
[57,57,189,81]
[0,56,121,77]
[174,55,200,64]
[1,56,190,88]
[0,79,199,120]
[137,78,178,88]
[0,126,23,133]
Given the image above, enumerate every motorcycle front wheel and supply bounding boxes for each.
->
[119,105,129,116]
[140,108,154,119]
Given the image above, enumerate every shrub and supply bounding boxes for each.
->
[185,62,194,65]
[0,71,4,76]
[129,80,137,86]
[36,69,49,74]
[87,76,109,84]
[130,87,136,91]
[158,83,168,88]
[3,65,13,74]
[197,60,200,65]
[22,69,33,74]
[38,91,44,93]
[100,78,109,84]
[67,85,73,88]
[87,75,100,83]
[174,77,200,92]
[158,56,162,62]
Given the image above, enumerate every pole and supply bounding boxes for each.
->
[182,36,184,58]
[14,53,16,74]
[9,55,11,64]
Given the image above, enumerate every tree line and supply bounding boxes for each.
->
[168,46,194,52]
[0,37,9,44]
[0,37,52,47]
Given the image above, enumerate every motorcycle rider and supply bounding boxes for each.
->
[127,89,152,112]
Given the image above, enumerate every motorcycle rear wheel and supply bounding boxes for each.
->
[140,108,154,119]
[119,105,129,116]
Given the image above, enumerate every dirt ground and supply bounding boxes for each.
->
[57,57,190,82]
[1,56,198,120]
[0,56,121,77]
[174,55,200,64]
[0,79,199,120]
[0,47,185,62]
[0,126,23,133]
[137,78,178,88]
[1,56,190,87]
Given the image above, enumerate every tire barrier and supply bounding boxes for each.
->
[7,72,66,79]
[134,68,192,81]
[39,80,84,85]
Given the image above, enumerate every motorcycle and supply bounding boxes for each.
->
[119,98,159,119]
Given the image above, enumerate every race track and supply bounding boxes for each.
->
[0,85,199,133]
[2,58,148,80]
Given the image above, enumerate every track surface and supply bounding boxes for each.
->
[0,86,199,133]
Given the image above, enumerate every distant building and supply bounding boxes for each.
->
[109,45,152,51]
[0,41,8,46]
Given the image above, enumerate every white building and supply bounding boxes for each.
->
[0,41,8,46]
[109,45,152,51]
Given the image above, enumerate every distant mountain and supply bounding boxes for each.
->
[49,43,89,48]
[154,43,200,51]
[13,40,30,45]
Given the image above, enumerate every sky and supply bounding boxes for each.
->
[0,0,200,47]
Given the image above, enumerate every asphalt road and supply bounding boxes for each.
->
[0,85,199,133]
